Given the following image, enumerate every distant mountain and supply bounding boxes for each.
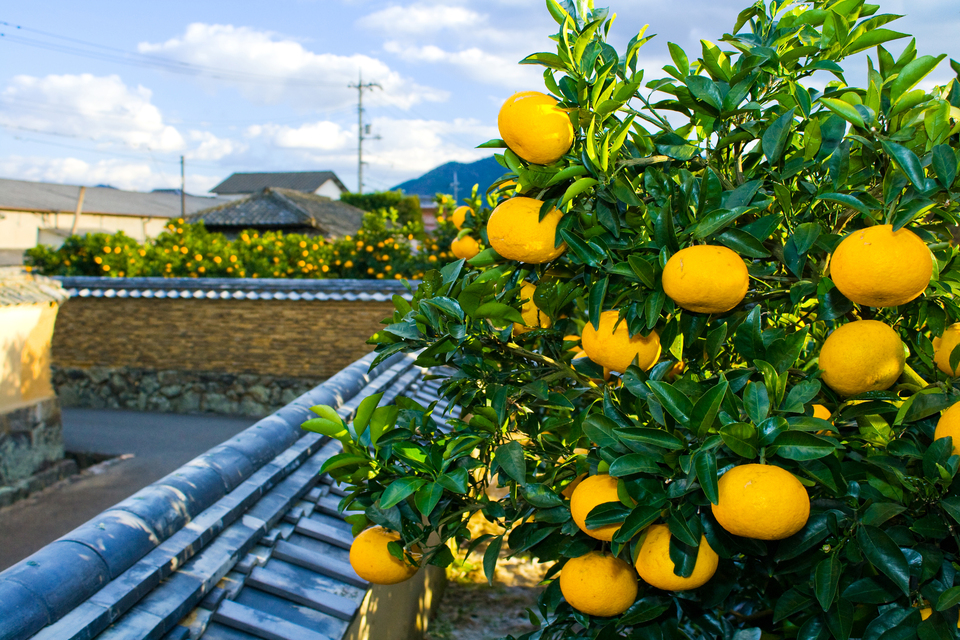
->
[391,156,507,202]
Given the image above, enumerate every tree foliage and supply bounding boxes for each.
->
[309,0,960,637]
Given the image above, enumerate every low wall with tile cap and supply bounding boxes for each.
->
[52,277,409,381]
[0,350,435,640]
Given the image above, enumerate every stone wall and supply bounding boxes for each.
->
[53,366,325,417]
[50,277,408,415]
[0,398,66,491]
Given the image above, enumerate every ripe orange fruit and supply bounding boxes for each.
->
[581,310,661,373]
[451,206,472,230]
[933,323,960,377]
[349,526,418,585]
[570,474,623,541]
[662,245,749,314]
[564,334,583,353]
[514,281,551,334]
[498,91,574,165]
[813,404,832,421]
[818,320,905,397]
[559,551,638,617]
[634,524,719,591]
[451,236,480,260]
[712,464,810,540]
[487,197,566,264]
[935,402,960,455]
[830,224,932,307]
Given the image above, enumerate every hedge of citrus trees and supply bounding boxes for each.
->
[304,0,960,638]
[25,205,463,281]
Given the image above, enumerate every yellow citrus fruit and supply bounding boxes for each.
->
[451,206,472,229]
[712,464,810,540]
[662,245,749,314]
[666,361,685,381]
[830,224,932,307]
[920,607,960,627]
[933,323,960,377]
[559,551,638,617]
[818,320,905,397]
[487,197,566,264]
[349,526,418,585]
[498,91,574,165]
[450,236,480,260]
[570,474,623,541]
[935,402,960,455]
[564,334,583,353]
[514,282,551,334]
[813,404,832,421]
[582,310,661,373]
[634,524,719,591]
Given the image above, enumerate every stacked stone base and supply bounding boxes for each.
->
[0,398,67,503]
[53,366,325,417]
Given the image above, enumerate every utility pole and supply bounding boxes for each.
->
[180,155,186,218]
[348,72,381,194]
[451,171,460,203]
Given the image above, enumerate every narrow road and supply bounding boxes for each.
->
[0,408,255,571]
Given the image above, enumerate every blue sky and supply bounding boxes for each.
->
[1,0,957,196]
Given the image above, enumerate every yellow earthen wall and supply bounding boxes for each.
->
[51,297,395,378]
[0,302,59,413]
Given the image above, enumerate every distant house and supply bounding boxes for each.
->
[0,178,229,266]
[210,171,347,201]
[186,187,365,238]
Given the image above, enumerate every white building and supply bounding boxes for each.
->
[210,171,347,201]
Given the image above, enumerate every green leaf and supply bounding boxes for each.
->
[613,506,661,543]
[857,525,911,596]
[774,589,815,622]
[522,483,565,508]
[881,140,927,190]
[890,54,947,104]
[495,440,526,483]
[320,452,369,474]
[380,477,427,509]
[932,144,958,189]
[414,481,443,516]
[843,28,908,55]
[744,381,770,424]
[475,302,525,325]
[691,206,752,239]
[694,449,719,505]
[936,586,960,611]
[302,417,349,441]
[691,380,728,437]
[353,392,383,439]
[615,427,684,450]
[609,453,661,476]
[815,554,842,610]
[771,431,838,461]
[438,468,469,494]
[647,381,693,425]
[762,108,796,164]
[477,138,508,149]
[369,405,399,448]
[861,503,906,527]
[815,193,873,216]
[717,228,771,258]
[628,255,657,288]
[820,98,864,128]
[560,177,599,206]
[685,75,722,111]
[720,422,758,458]
[519,52,566,70]
[483,535,503,585]
[668,42,689,76]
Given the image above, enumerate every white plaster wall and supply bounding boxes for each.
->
[0,210,172,250]
[314,180,344,200]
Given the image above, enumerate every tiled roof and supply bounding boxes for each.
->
[0,268,70,306]
[186,189,364,237]
[0,351,459,640]
[54,276,417,302]
[0,178,230,218]
[210,173,347,196]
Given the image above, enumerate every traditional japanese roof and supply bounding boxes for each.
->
[0,350,457,640]
[186,188,364,237]
[210,173,347,196]
[0,268,70,307]
[0,178,229,218]
[54,276,416,302]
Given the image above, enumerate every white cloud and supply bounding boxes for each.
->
[138,23,448,110]
[357,4,481,34]
[246,121,354,151]
[186,131,247,161]
[0,74,184,151]
[383,41,542,89]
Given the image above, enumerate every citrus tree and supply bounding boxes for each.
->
[305,0,960,637]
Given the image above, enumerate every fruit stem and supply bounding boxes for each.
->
[901,364,929,389]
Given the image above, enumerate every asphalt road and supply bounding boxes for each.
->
[0,408,256,572]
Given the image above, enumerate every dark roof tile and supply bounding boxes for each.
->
[210,172,346,195]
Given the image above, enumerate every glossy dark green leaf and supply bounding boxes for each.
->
[861,503,906,527]
[815,192,873,216]
[615,427,684,450]
[522,483,565,508]
[824,598,854,640]
[585,501,631,528]
[815,554,842,610]
[380,477,427,509]
[762,108,796,164]
[587,276,608,331]
[647,381,693,425]
[936,585,960,611]
[692,380,728,437]
[495,440,526,483]
[744,381,770,425]
[475,302,525,324]
[941,496,960,525]
[694,449,719,505]
[717,228,771,258]
[774,588,815,622]
[858,525,911,595]
[771,431,838,461]
[613,506,661,543]
[628,255,657,288]
[414,481,443,516]
[609,453,661,476]
[483,535,503,585]
[583,414,621,448]
[692,206,752,239]
[842,576,899,604]
[932,144,958,189]
[438,468,469,494]
[881,140,927,190]
[720,422,758,458]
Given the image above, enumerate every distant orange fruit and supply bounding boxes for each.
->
[935,402,960,455]
[933,324,960,377]
[451,206,472,230]
[451,236,481,260]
